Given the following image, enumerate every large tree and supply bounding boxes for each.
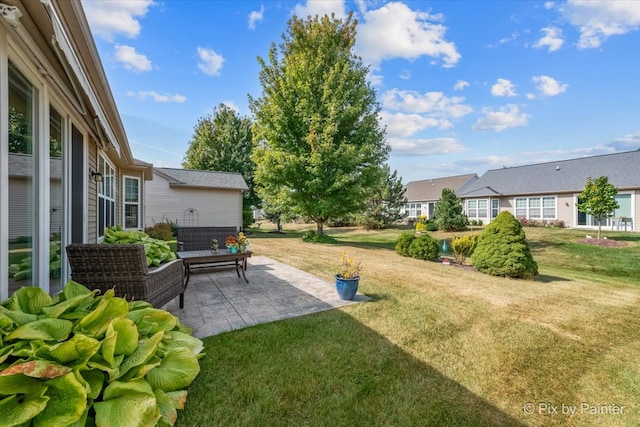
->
[182,103,260,215]
[249,13,389,236]
[434,188,468,231]
[577,176,619,239]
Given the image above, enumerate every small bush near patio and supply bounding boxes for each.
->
[408,234,440,261]
[394,231,415,256]
[472,211,538,279]
[451,234,478,264]
[145,222,174,241]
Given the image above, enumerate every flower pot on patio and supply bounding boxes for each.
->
[335,275,360,300]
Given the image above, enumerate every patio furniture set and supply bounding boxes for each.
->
[65,226,251,309]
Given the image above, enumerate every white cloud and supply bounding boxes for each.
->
[367,72,384,87]
[454,80,469,91]
[399,69,411,80]
[472,104,529,132]
[532,75,567,96]
[533,27,564,52]
[356,2,460,68]
[222,101,240,112]
[114,45,152,72]
[82,0,153,41]
[389,137,468,156]
[197,47,225,76]
[382,89,473,118]
[248,5,265,30]
[293,0,347,20]
[380,111,449,138]
[390,138,467,157]
[127,90,186,103]
[544,2,555,10]
[562,0,640,48]
[491,78,517,97]
[608,131,640,151]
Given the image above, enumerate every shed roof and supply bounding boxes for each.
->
[154,168,249,191]
[404,174,478,202]
[457,150,640,198]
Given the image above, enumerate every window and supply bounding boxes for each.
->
[49,106,64,294]
[404,203,422,218]
[491,199,499,218]
[477,200,488,218]
[466,199,489,219]
[98,156,115,238]
[515,196,556,220]
[467,200,477,218]
[124,176,140,229]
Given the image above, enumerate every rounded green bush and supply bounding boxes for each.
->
[395,232,416,257]
[408,234,440,261]
[471,211,538,279]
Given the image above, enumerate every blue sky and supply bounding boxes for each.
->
[82,0,640,184]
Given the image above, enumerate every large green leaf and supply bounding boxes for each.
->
[0,373,43,395]
[5,318,73,342]
[33,372,87,427]
[1,360,71,379]
[162,331,204,357]
[94,379,160,427]
[58,280,92,300]
[118,331,163,379]
[155,389,178,427]
[77,368,105,400]
[0,389,49,426]
[87,355,121,383]
[75,294,129,338]
[0,308,39,328]
[101,323,117,366]
[145,347,200,392]
[127,308,177,336]
[2,287,52,314]
[44,333,101,364]
[112,317,139,356]
[42,292,97,319]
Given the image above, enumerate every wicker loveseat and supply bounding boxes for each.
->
[66,244,186,309]
[176,226,240,251]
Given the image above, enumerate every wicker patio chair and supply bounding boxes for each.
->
[66,244,186,309]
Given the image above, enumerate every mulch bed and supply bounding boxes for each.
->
[575,238,627,248]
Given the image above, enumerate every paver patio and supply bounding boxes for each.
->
[163,255,369,338]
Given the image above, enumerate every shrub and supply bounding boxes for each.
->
[414,215,428,232]
[145,222,174,241]
[395,232,416,257]
[426,219,438,231]
[301,230,337,243]
[0,282,204,427]
[103,226,177,267]
[451,234,479,265]
[408,234,440,261]
[472,211,538,279]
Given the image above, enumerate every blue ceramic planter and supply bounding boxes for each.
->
[335,275,360,300]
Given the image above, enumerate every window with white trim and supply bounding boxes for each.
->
[123,176,140,229]
[466,199,489,219]
[515,196,556,219]
[98,156,115,238]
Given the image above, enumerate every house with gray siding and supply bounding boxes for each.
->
[145,168,248,230]
[402,174,478,219]
[457,150,640,231]
[1,1,152,299]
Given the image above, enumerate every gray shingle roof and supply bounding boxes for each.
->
[154,168,248,191]
[404,174,478,202]
[458,150,640,197]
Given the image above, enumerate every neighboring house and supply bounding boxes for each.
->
[145,168,248,230]
[1,1,152,299]
[402,174,478,219]
[457,150,640,231]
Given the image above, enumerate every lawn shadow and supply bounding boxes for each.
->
[535,274,571,283]
[180,309,527,426]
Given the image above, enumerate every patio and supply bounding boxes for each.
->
[163,255,369,338]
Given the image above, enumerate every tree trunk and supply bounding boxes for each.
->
[597,219,602,239]
[316,220,324,236]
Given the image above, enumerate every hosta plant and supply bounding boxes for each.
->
[103,225,177,267]
[0,281,204,427]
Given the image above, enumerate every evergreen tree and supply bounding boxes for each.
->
[358,165,406,229]
[433,188,468,231]
[249,13,389,236]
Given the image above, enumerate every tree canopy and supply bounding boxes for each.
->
[249,13,389,235]
[358,165,406,229]
[182,103,260,211]
[434,188,468,231]
[577,176,619,239]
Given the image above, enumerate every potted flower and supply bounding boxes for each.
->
[211,239,219,252]
[237,232,249,252]
[225,235,239,253]
[335,250,362,300]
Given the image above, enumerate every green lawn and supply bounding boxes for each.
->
[178,224,640,426]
